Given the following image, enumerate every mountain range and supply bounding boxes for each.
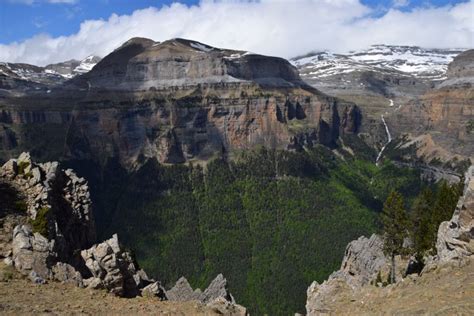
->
[0,38,473,315]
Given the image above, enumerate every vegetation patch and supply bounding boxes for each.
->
[99,146,429,315]
[29,206,50,237]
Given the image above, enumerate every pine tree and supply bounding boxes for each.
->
[381,190,409,283]
[410,188,435,260]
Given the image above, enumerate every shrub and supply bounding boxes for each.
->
[14,200,28,213]
[17,161,30,175]
[30,206,50,237]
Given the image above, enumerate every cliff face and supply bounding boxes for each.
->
[0,38,359,168]
[387,50,474,166]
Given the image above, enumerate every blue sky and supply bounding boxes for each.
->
[0,0,469,44]
[0,0,472,65]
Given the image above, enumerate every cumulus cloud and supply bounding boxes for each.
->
[0,0,472,66]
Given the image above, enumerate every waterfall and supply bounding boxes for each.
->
[376,115,392,165]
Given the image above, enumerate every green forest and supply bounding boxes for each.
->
[67,145,444,315]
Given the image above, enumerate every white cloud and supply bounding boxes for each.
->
[0,0,472,66]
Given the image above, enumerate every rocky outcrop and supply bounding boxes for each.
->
[80,234,151,297]
[166,276,202,301]
[337,234,387,287]
[1,152,95,263]
[436,165,474,262]
[0,153,247,314]
[166,274,246,315]
[11,225,56,280]
[305,234,390,315]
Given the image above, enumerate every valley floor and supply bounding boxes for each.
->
[316,258,474,315]
[0,263,220,316]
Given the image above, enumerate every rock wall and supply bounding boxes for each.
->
[0,152,95,261]
[436,165,474,262]
[0,90,359,168]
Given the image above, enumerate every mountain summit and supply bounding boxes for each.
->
[77,37,304,91]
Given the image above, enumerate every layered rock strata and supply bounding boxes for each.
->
[0,38,360,168]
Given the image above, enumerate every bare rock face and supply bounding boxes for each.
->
[166,276,201,301]
[167,274,246,314]
[78,38,303,90]
[80,234,151,297]
[200,274,235,304]
[11,225,56,280]
[51,262,83,287]
[140,281,167,299]
[338,234,387,287]
[436,165,474,262]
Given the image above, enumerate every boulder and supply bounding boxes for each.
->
[207,297,247,316]
[80,234,149,297]
[52,262,83,287]
[338,234,387,287]
[200,274,234,304]
[11,225,56,280]
[141,281,167,300]
[166,276,201,301]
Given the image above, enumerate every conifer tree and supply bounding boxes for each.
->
[410,188,434,261]
[381,190,409,283]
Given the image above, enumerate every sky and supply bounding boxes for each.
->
[0,0,472,65]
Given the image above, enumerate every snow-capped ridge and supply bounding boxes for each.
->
[292,45,466,80]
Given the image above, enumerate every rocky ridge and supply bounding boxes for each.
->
[0,153,246,315]
[306,164,474,315]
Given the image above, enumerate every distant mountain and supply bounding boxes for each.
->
[0,55,101,93]
[45,55,101,79]
[292,45,464,81]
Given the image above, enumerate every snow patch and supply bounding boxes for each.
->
[190,42,213,52]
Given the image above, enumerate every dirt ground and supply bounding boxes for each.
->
[319,258,474,315]
[0,263,221,315]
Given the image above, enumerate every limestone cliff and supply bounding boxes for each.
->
[386,50,474,172]
[0,38,360,168]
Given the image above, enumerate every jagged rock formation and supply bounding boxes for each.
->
[0,152,95,263]
[166,274,246,315]
[305,165,474,315]
[166,276,202,301]
[436,165,474,262]
[336,234,387,287]
[0,38,360,168]
[11,224,56,281]
[80,234,152,297]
